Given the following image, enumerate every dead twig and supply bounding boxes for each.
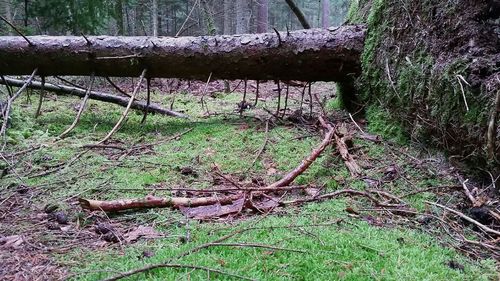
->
[202,242,306,253]
[101,263,255,281]
[34,76,45,118]
[79,193,242,212]
[59,74,95,138]
[265,116,334,189]
[0,15,34,46]
[245,120,270,173]
[1,69,38,146]
[105,77,131,98]
[141,78,151,123]
[97,69,147,144]
[282,189,402,207]
[426,201,500,237]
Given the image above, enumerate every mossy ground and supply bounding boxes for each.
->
[0,82,497,280]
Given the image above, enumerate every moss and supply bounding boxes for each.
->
[348,0,497,168]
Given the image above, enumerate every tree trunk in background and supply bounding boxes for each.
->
[321,0,330,28]
[0,26,366,81]
[115,0,124,35]
[201,0,216,35]
[284,0,311,29]
[152,0,158,36]
[2,0,13,35]
[257,0,269,33]
[236,0,250,34]
[223,0,232,34]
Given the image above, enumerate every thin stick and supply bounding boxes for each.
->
[282,83,289,117]
[308,82,313,115]
[456,75,470,111]
[98,69,147,144]
[348,113,365,134]
[141,77,151,124]
[1,69,38,140]
[426,201,500,237]
[299,82,307,111]
[175,0,200,37]
[203,242,306,253]
[81,33,92,45]
[246,120,269,173]
[1,75,13,97]
[282,189,392,207]
[276,80,281,116]
[200,72,212,114]
[101,263,254,281]
[458,177,477,206]
[254,80,259,106]
[0,15,34,46]
[34,76,45,118]
[105,77,131,98]
[59,75,95,138]
[240,79,247,116]
[266,116,334,189]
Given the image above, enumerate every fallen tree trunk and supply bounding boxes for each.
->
[0,26,366,81]
[79,194,242,212]
[0,77,187,118]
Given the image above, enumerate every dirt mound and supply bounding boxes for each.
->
[347,0,499,175]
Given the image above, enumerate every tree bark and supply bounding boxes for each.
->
[0,25,366,82]
[257,0,269,33]
[284,0,311,29]
[0,77,188,118]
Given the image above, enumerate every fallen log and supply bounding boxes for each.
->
[79,194,243,212]
[0,26,366,81]
[0,77,187,118]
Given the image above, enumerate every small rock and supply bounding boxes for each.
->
[102,232,120,243]
[95,223,114,235]
[54,212,69,225]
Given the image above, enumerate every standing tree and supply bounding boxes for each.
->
[256,0,269,33]
[321,0,330,28]
[151,0,158,36]
[235,0,251,34]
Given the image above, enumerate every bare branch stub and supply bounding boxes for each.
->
[0,15,34,46]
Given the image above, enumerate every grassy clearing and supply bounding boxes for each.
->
[0,83,496,280]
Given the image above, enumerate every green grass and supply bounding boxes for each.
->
[69,199,496,281]
[1,86,497,280]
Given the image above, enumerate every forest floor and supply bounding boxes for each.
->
[0,80,498,280]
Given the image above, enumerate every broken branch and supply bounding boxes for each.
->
[98,69,147,144]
